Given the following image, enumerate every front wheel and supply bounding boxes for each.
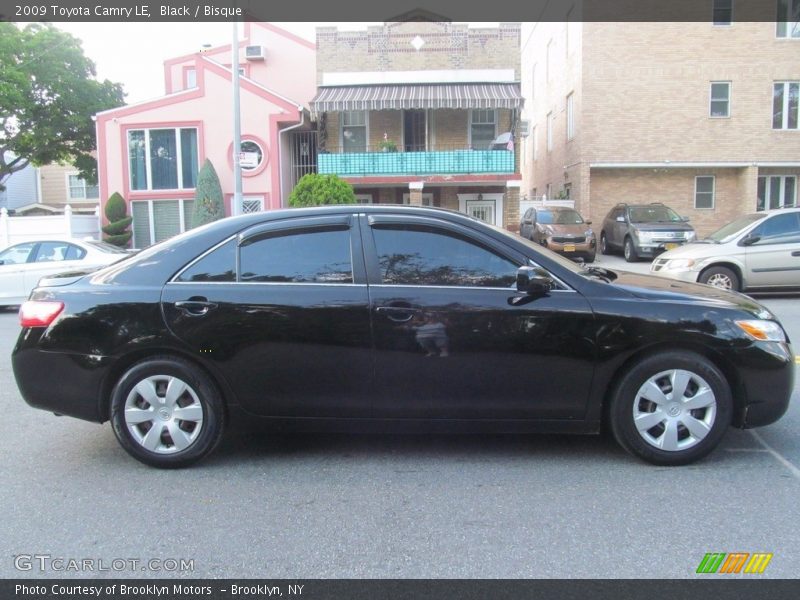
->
[600,232,610,255]
[609,352,732,465]
[699,266,740,292]
[624,237,638,262]
[110,356,225,468]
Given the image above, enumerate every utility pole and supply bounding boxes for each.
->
[231,20,243,216]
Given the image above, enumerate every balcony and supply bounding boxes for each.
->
[317,144,515,178]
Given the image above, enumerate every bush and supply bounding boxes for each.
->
[103,192,131,247]
[191,159,224,228]
[288,173,356,207]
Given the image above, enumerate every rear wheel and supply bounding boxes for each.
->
[624,237,638,262]
[110,356,225,468]
[609,352,732,465]
[699,266,740,292]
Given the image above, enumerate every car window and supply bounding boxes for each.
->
[0,242,37,265]
[33,242,85,262]
[372,225,519,288]
[239,227,353,283]
[751,213,800,245]
[176,239,236,282]
[536,210,554,224]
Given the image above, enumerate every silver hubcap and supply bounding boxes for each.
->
[124,375,204,454]
[633,369,716,452]
[706,273,732,290]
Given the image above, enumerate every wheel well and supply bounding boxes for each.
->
[698,262,743,286]
[98,348,233,422]
[600,342,746,427]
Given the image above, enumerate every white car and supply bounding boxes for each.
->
[650,208,800,292]
[0,238,129,305]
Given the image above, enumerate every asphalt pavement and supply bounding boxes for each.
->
[0,277,798,579]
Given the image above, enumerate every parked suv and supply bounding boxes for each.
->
[600,203,696,262]
[520,207,596,262]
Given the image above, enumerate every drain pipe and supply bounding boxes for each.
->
[278,107,306,207]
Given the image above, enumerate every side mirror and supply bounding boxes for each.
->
[741,235,761,247]
[585,220,592,225]
[616,216,625,223]
[682,216,691,222]
[516,266,554,296]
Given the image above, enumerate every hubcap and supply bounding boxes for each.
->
[706,273,732,290]
[632,369,716,452]
[124,375,204,454]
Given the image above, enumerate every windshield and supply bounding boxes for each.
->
[552,209,584,225]
[706,213,764,243]
[629,206,682,223]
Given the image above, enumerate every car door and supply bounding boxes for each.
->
[744,212,800,288]
[611,208,628,249]
[361,213,596,420]
[161,214,374,418]
[0,242,38,303]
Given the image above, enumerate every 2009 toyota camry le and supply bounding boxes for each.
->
[11,206,795,468]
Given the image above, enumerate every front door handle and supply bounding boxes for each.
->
[792,251,800,257]
[376,304,420,323]
[174,298,218,316]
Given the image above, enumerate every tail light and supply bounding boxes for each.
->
[19,301,65,328]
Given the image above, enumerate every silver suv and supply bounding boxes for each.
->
[600,203,696,262]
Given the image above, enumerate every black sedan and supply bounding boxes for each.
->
[12,206,794,468]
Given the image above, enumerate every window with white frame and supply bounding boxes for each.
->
[185,68,197,89]
[773,81,799,129]
[713,0,733,25]
[710,82,731,117]
[67,174,99,200]
[546,112,554,151]
[776,0,800,38]
[128,128,199,191]
[758,175,797,210]
[695,176,715,209]
[470,109,497,150]
[566,93,575,140]
[341,111,367,152]
[131,198,195,248]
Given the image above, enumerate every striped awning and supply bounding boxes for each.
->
[310,83,523,113]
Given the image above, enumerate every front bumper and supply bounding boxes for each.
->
[731,341,794,428]
[546,236,596,258]
[634,239,689,257]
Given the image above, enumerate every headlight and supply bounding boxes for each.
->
[735,320,786,342]
[685,231,696,241]
[585,229,594,237]
[664,258,695,269]
[637,230,654,241]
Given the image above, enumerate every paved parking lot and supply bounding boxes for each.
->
[0,281,798,579]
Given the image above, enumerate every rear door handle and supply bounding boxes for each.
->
[376,305,421,323]
[174,299,218,316]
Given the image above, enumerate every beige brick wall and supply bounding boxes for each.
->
[317,22,521,83]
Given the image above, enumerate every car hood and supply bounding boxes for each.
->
[543,223,591,235]
[633,222,694,232]
[609,270,772,317]
[656,240,741,261]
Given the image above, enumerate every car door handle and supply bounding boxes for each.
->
[376,305,420,323]
[792,251,800,257]
[174,299,218,316]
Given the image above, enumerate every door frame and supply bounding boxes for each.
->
[457,193,504,227]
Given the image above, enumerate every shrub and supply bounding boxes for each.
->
[288,173,356,207]
[102,192,131,247]
[191,159,225,228]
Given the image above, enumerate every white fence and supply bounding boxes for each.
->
[0,206,102,249]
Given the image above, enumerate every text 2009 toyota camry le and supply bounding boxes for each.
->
[12,206,794,468]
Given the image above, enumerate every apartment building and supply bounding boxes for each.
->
[311,21,524,230]
[521,12,799,236]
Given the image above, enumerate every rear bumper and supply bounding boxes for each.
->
[12,331,113,423]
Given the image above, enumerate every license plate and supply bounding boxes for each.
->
[664,243,679,250]
[563,244,576,252]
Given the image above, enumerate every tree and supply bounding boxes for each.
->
[191,159,224,227]
[0,23,125,190]
[288,173,356,207]
[102,192,132,247]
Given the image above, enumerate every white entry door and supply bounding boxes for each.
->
[457,193,504,226]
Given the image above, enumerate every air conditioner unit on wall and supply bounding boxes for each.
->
[245,46,266,61]
[519,120,530,137]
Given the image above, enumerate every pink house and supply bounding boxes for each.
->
[95,23,316,248]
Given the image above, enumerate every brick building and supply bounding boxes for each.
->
[521,18,800,236]
[311,21,524,230]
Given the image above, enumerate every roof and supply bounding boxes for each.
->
[310,83,523,113]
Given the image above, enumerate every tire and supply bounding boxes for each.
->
[600,232,610,255]
[624,237,638,262]
[699,266,740,292]
[585,251,596,264]
[609,351,733,466]
[110,356,225,468]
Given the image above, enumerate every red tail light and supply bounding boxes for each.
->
[19,301,65,328]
